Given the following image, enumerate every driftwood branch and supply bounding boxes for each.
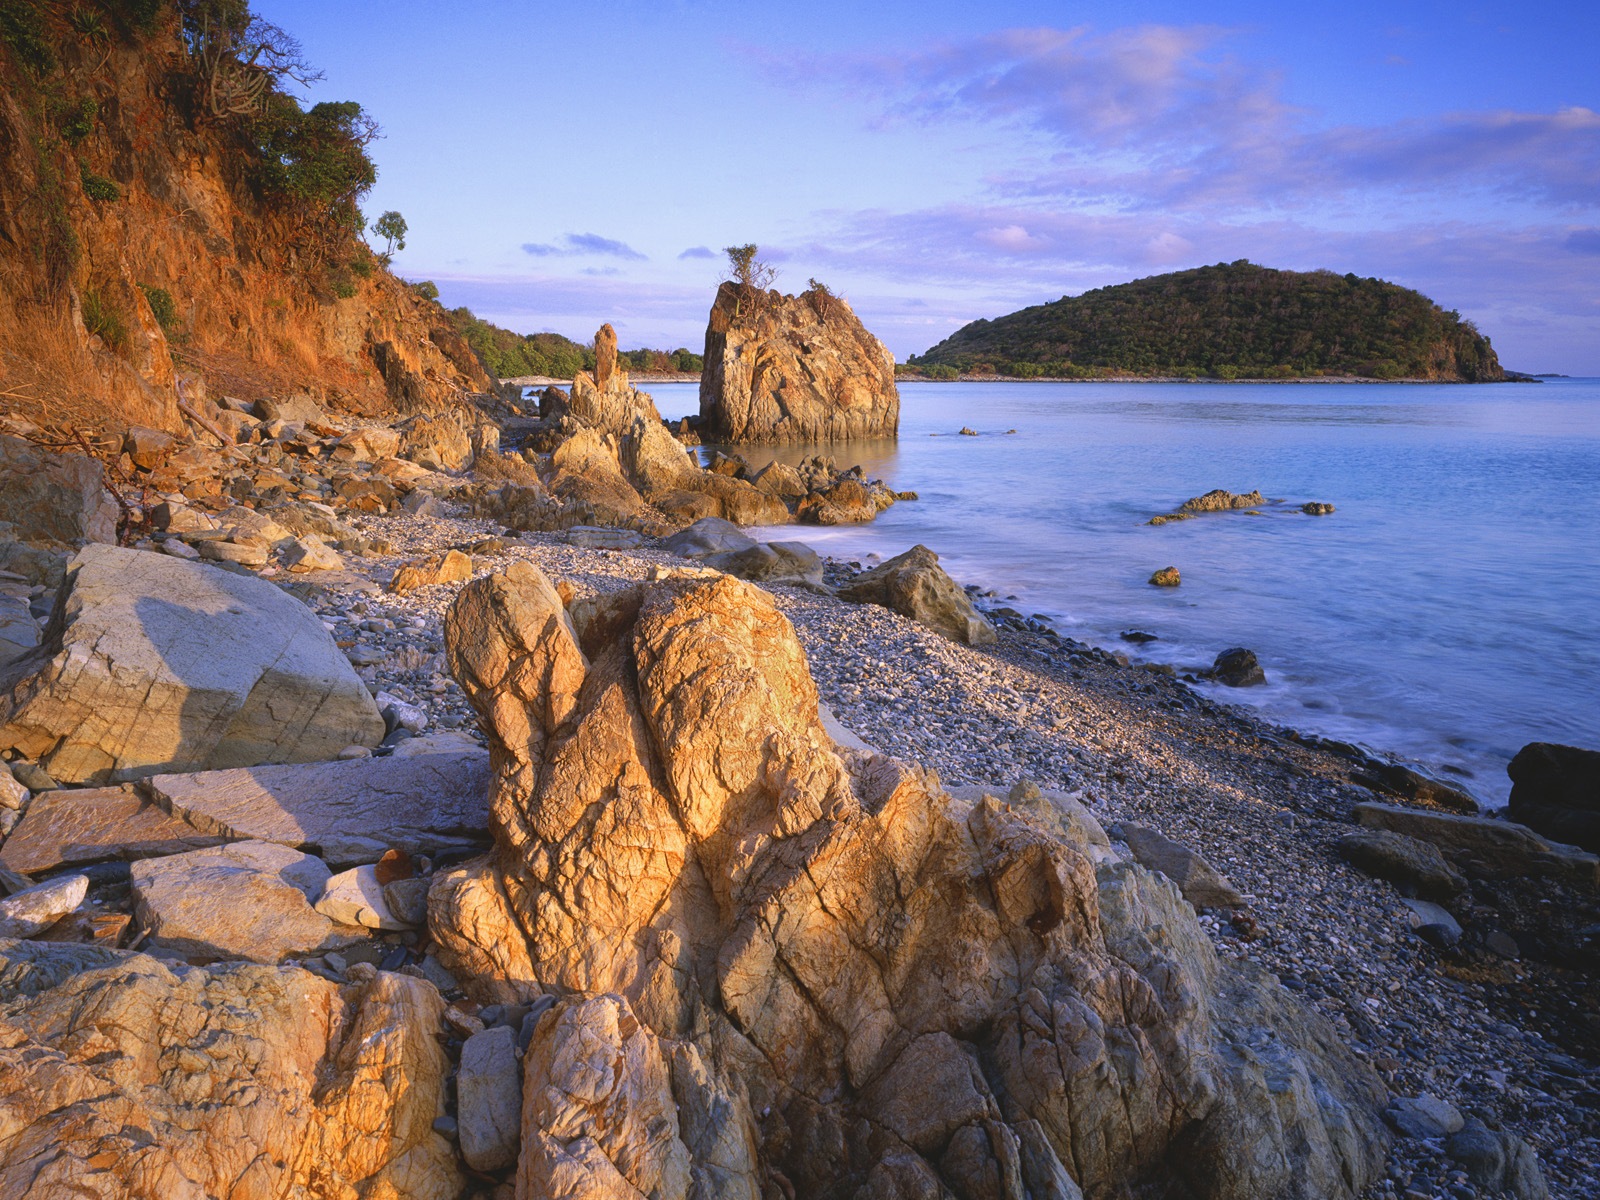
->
[174,382,231,448]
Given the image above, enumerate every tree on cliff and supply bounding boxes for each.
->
[371,210,406,262]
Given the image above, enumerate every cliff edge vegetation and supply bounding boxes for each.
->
[907,261,1507,381]
[0,0,487,437]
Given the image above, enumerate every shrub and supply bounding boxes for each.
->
[409,279,440,302]
[251,96,377,228]
[61,97,98,143]
[0,0,58,76]
[137,283,176,329]
[79,160,120,201]
[82,287,129,350]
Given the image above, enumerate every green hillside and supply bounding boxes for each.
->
[908,261,1505,381]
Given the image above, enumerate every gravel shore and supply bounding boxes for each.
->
[295,505,1599,1200]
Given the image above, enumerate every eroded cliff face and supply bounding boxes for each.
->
[0,9,487,438]
[428,561,1390,1200]
[699,282,900,443]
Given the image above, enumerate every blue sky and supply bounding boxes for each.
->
[255,0,1599,372]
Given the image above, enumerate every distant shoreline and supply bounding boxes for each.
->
[505,371,1544,388]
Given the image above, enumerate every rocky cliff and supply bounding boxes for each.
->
[0,3,488,440]
[699,281,900,442]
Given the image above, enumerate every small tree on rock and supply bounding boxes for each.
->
[723,244,777,318]
[372,210,407,262]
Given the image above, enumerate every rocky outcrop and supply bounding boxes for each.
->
[1507,741,1600,853]
[840,544,998,644]
[1354,802,1598,889]
[0,941,459,1198]
[0,546,385,783]
[699,282,900,443]
[428,561,1388,1199]
[0,437,118,546]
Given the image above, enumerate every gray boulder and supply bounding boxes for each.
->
[703,540,826,590]
[1384,1094,1463,1139]
[0,437,118,546]
[0,546,385,784]
[457,1024,523,1171]
[1445,1119,1549,1199]
[147,749,491,867]
[0,873,88,938]
[129,840,333,963]
[1337,828,1465,899]
[838,544,997,645]
[661,516,757,558]
[1119,823,1247,908]
[1355,802,1598,888]
[1507,741,1600,853]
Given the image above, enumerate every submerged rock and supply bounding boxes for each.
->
[0,545,385,784]
[1211,647,1266,687]
[428,560,1388,1199]
[699,281,900,443]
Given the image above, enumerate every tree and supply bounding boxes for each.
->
[372,210,407,261]
[723,244,777,291]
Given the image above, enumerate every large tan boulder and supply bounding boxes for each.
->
[429,562,1387,1200]
[699,281,900,443]
[0,436,118,546]
[0,941,460,1199]
[0,546,385,784]
[839,543,998,645]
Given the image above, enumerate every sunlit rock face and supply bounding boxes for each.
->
[700,282,900,443]
[431,561,1389,1200]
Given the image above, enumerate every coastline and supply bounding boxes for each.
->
[509,371,1540,387]
[322,506,1599,1197]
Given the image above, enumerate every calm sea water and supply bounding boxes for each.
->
[644,379,1600,806]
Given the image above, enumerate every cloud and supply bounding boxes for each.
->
[678,246,717,259]
[520,233,647,261]
[774,27,1600,215]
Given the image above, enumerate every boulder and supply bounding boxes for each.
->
[699,281,900,443]
[1444,1119,1549,1200]
[0,941,459,1199]
[316,864,415,930]
[1507,741,1600,853]
[0,873,88,938]
[129,840,333,962]
[1120,823,1247,908]
[401,411,474,472]
[0,784,227,874]
[839,544,997,645]
[254,392,325,424]
[122,425,175,469]
[457,1024,523,1172]
[1354,802,1598,888]
[1336,828,1465,899]
[282,536,342,572]
[0,592,38,663]
[661,516,757,558]
[1301,502,1336,515]
[331,426,402,462]
[1149,566,1182,587]
[0,436,118,545]
[703,540,826,590]
[198,538,269,567]
[0,546,386,784]
[1353,760,1478,813]
[388,548,473,594]
[1211,647,1266,687]
[1384,1094,1463,1139]
[147,749,492,866]
[566,525,645,550]
[798,478,879,524]
[750,460,808,498]
[428,561,1389,1199]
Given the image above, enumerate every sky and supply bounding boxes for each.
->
[254,0,1600,373]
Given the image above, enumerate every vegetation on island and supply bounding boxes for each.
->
[906,261,1506,382]
[416,292,701,379]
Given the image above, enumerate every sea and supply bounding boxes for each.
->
[641,378,1600,807]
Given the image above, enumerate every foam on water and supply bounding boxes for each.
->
[644,378,1600,806]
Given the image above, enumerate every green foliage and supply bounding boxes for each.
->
[78,159,120,201]
[68,5,109,45]
[137,282,176,329]
[723,243,776,291]
[82,286,128,349]
[442,306,703,378]
[111,0,164,32]
[619,347,703,373]
[348,249,373,278]
[911,262,1506,382]
[371,209,406,257]
[60,97,98,143]
[251,95,377,225]
[409,279,440,302]
[0,0,57,75]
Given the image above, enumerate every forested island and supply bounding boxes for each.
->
[904,261,1509,382]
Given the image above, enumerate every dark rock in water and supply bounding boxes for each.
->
[1147,512,1196,526]
[1301,502,1336,515]
[1353,760,1478,814]
[958,426,978,436]
[1148,566,1181,587]
[1211,648,1266,687]
[1120,630,1159,643]
[1179,488,1265,513]
[1507,741,1600,853]
[1337,828,1465,900]
[1445,1118,1550,1199]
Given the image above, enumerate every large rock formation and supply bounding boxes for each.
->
[0,437,119,546]
[429,561,1388,1198]
[0,545,385,784]
[0,941,459,1198]
[699,282,900,443]
[1507,741,1600,854]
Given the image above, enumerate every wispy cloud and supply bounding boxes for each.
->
[521,232,648,260]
